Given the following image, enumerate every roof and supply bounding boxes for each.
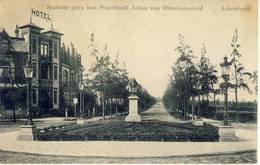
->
[42,27,63,35]
[18,22,44,30]
[0,28,9,38]
[9,38,28,53]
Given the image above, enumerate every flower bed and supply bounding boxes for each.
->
[34,119,219,142]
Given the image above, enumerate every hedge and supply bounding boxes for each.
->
[34,120,219,142]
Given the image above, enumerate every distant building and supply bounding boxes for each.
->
[0,21,83,116]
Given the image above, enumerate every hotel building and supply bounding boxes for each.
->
[0,21,83,116]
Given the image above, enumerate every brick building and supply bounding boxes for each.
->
[0,21,83,117]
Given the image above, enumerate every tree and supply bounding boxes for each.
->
[170,34,197,119]
[250,70,257,95]
[197,44,218,117]
[229,29,253,122]
[87,33,155,119]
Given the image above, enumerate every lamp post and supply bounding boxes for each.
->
[76,83,85,125]
[64,91,69,120]
[17,60,35,141]
[220,56,231,126]
[79,83,84,118]
[24,61,34,125]
[73,97,78,118]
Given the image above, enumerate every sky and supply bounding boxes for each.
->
[0,0,257,101]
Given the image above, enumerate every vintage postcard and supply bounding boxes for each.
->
[0,0,257,164]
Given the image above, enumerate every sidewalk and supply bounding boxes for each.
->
[0,128,256,157]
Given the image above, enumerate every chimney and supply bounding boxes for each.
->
[14,24,19,37]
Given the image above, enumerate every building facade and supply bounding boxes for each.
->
[0,21,83,117]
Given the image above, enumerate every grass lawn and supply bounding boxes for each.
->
[35,117,219,142]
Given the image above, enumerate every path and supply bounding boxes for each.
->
[141,101,189,123]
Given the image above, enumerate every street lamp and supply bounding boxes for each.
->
[24,62,33,125]
[220,56,231,126]
[79,83,84,118]
[64,91,69,120]
[73,97,78,118]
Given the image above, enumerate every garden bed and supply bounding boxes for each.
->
[34,118,219,142]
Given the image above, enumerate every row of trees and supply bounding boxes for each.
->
[163,30,257,121]
[84,33,156,119]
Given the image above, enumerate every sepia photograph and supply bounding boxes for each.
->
[0,0,257,164]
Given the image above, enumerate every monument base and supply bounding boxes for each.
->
[125,114,142,122]
[218,125,237,142]
[193,118,204,126]
[17,125,35,141]
[125,94,141,122]
[76,118,85,125]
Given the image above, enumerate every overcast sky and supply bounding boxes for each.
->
[0,0,257,101]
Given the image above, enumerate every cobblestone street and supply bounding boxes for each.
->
[0,150,256,164]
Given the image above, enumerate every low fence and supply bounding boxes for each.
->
[0,108,27,120]
[200,104,257,123]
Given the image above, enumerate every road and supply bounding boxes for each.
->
[141,101,186,123]
[0,148,256,164]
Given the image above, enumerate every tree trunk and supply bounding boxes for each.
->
[197,95,201,118]
[192,96,195,120]
[235,87,238,122]
[115,102,118,117]
[206,93,209,118]
[12,80,16,123]
[176,95,179,118]
[109,99,112,119]
[213,92,216,119]
[234,62,239,122]
[101,92,105,120]
[12,101,16,123]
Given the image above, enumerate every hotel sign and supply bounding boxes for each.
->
[31,8,51,21]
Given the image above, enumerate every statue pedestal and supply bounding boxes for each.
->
[193,118,204,126]
[218,125,237,141]
[17,125,35,141]
[125,95,141,122]
[76,118,85,125]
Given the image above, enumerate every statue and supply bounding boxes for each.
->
[126,78,138,95]
[125,78,141,122]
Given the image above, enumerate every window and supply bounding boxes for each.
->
[54,89,58,105]
[63,70,68,82]
[40,43,48,56]
[31,38,37,54]
[32,89,37,104]
[41,63,48,79]
[40,44,44,55]
[54,65,58,80]
[54,42,58,58]
[71,73,74,81]
[44,45,48,55]
[32,62,37,78]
